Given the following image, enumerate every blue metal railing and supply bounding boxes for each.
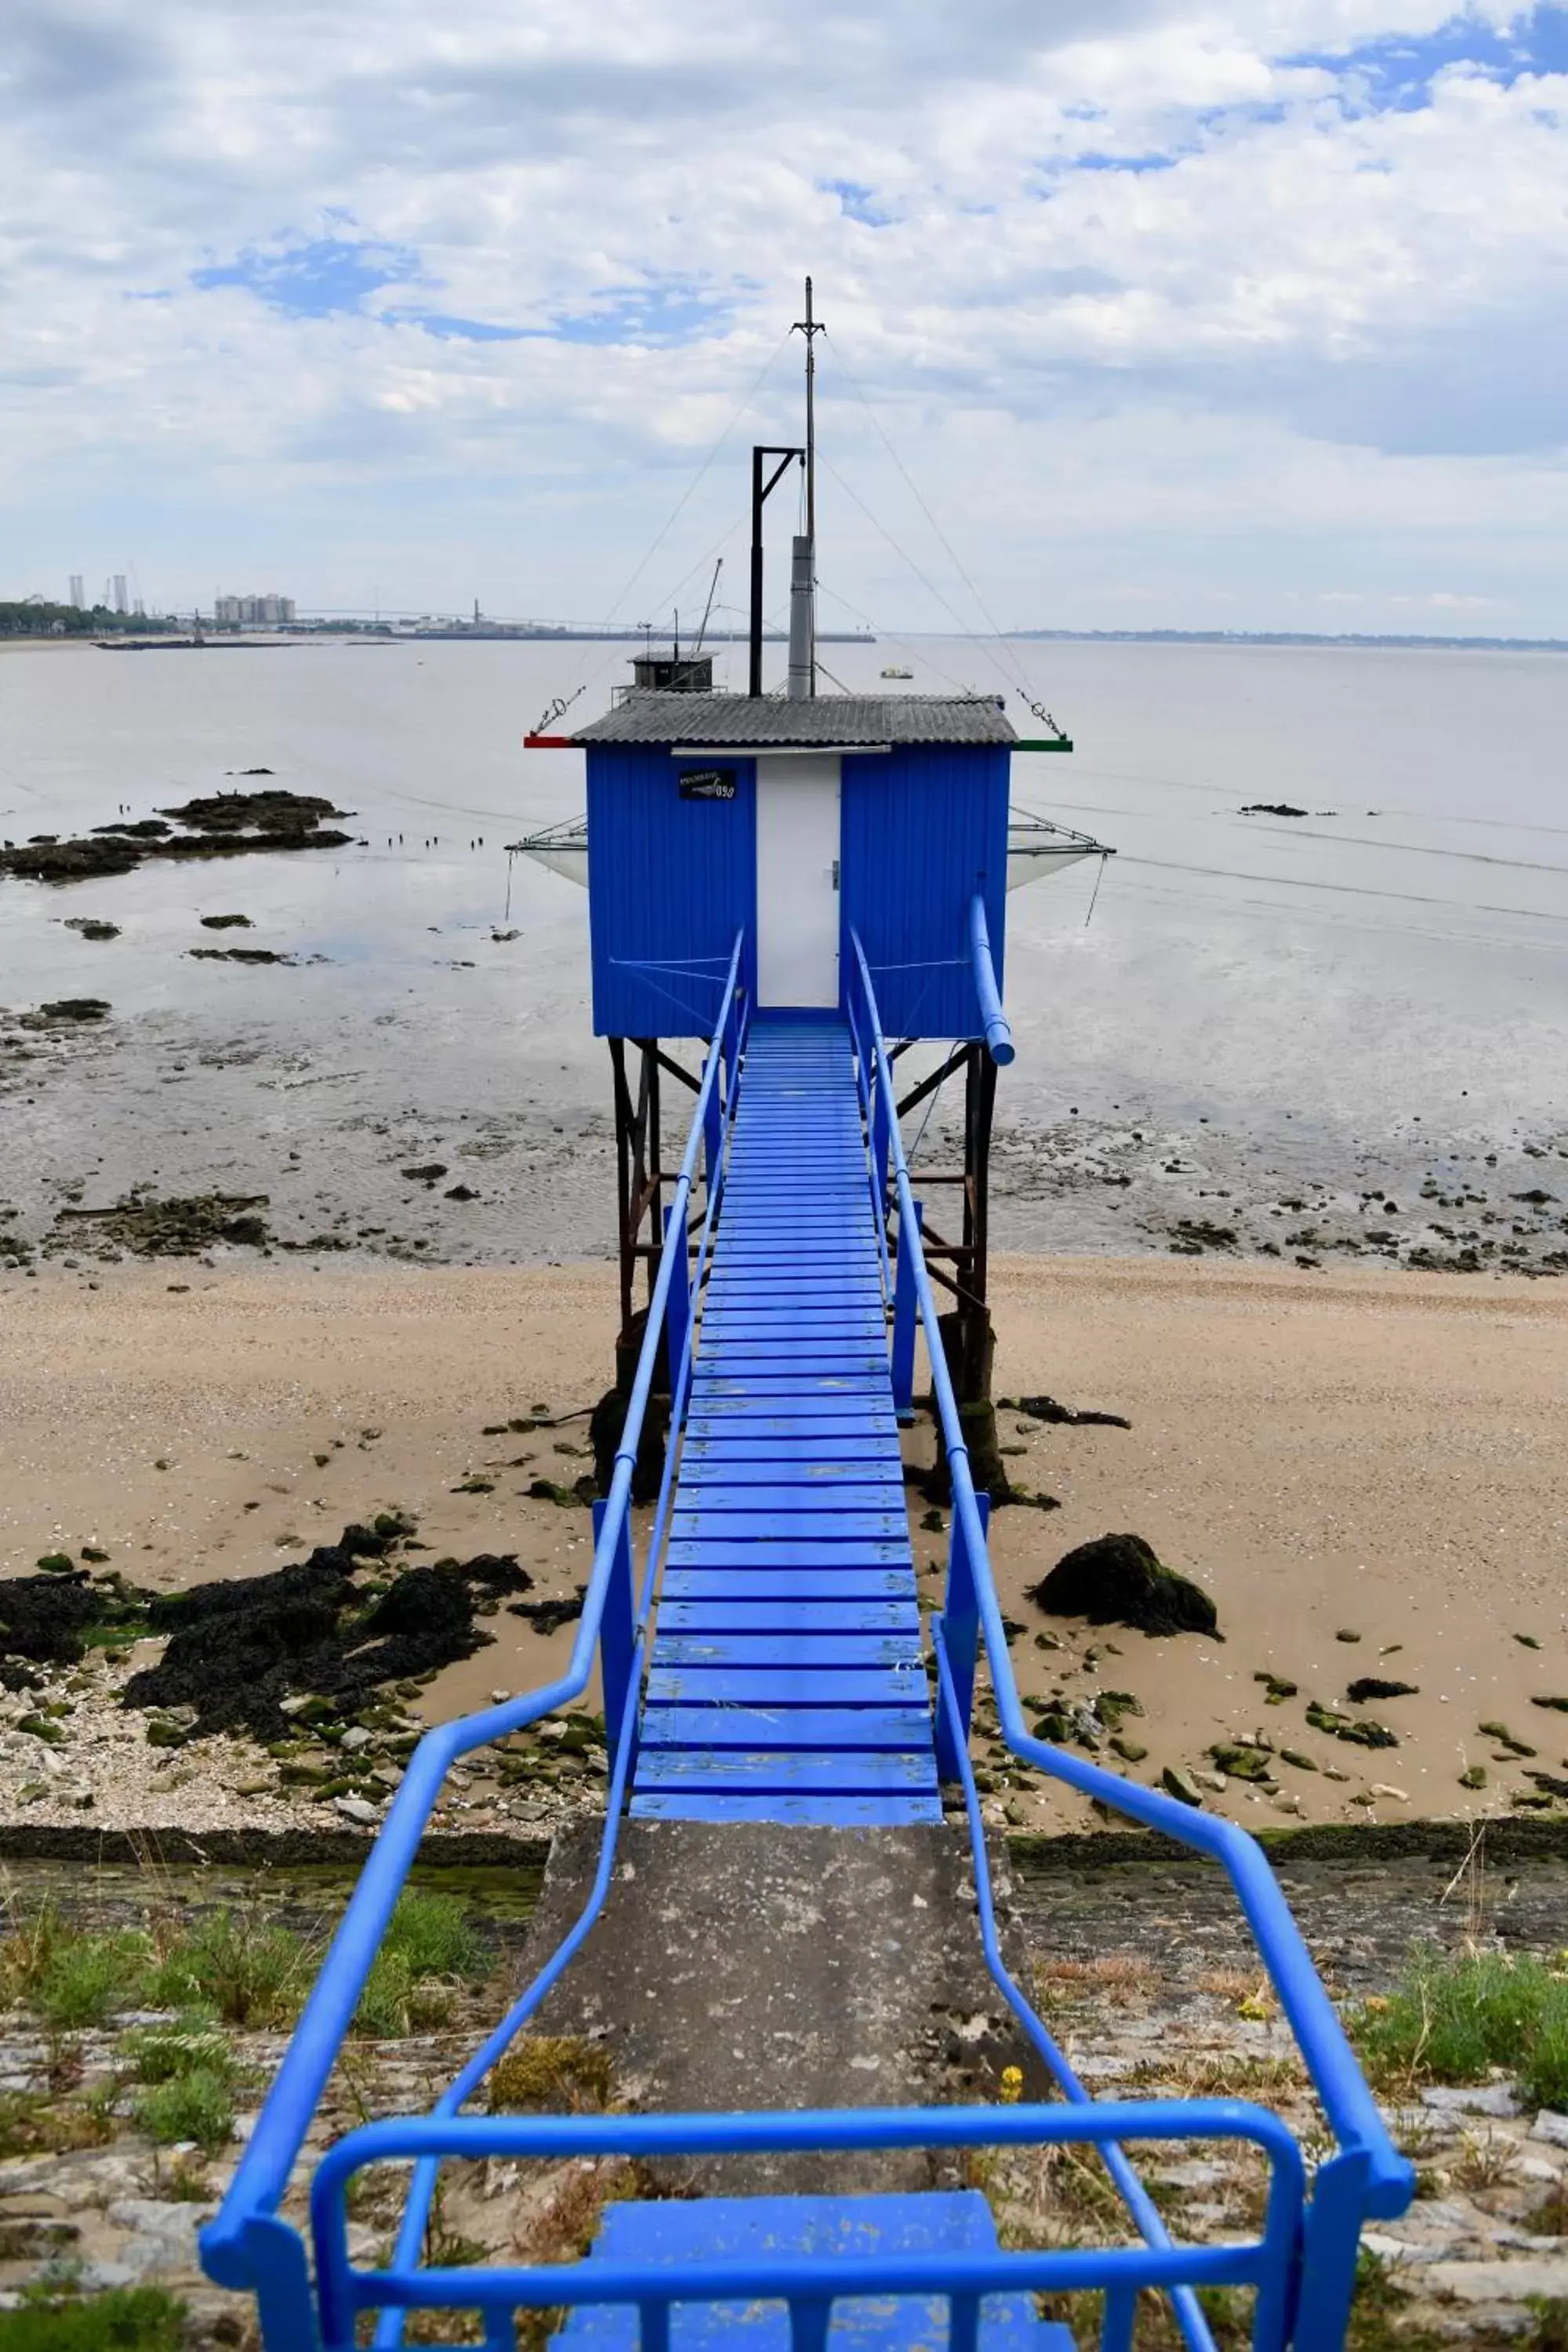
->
[847,924,1413,2352]
[310,2103,1308,2352]
[205,916,1409,2352]
[201,935,750,2349]
[967,894,1014,1066]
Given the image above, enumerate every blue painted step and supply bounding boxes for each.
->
[639,1705,931,1751]
[657,1600,920,1634]
[554,2192,1071,2351]
[668,1540,912,1564]
[631,1016,939,1828]
[645,1664,927,1708]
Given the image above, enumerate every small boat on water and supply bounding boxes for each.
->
[880,663,913,679]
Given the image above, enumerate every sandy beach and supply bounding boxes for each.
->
[2,1251,1563,1836]
[980,1255,1568,1829]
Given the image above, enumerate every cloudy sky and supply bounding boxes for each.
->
[5,1,1566,632]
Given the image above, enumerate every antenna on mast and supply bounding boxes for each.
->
[789,276,825,697]
[692,558,723,658]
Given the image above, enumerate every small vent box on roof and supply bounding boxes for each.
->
[630,653,714,693]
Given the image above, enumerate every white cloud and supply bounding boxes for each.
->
[2,0,1566,631]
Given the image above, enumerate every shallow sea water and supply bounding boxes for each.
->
[2,632,1565,1271]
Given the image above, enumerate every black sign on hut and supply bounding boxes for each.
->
[677,768,737,802]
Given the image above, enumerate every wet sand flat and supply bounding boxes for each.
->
[1,1254,1563,1831]
[5,634,1568,1284]
[982,1255,1568,1829]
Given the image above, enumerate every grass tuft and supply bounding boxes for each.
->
[133,2064,235,2151]
[0,2088,118,2160]
[383,1890,488,1982]
[1352,1942,1568,2110]
[120,2009,237,2087]
[351,1893,489,2039]
[353,1951,456,2038]
[0,1899,151,2032]
[34,1934,151,2034]
[146,1907,312,2027]
[0,2286,187,2350]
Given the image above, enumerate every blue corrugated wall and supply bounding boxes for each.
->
[840,746,1010,1040]
[586,739,1009,1040]
[586,747,758,1036]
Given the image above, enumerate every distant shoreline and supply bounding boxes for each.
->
[1004,627,1568,652]
[3,626,1563,655]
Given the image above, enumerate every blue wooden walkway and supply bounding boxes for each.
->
[632,1018,941,1828]
[561,2191,1069,2351]
[203,951,1412,2351]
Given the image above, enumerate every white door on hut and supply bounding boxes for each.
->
[754,753,841,1008]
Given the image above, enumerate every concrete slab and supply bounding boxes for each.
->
[519,1820,1047,2194]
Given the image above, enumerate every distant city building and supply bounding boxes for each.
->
[113,575,129,615]
[68,575,84,610]
[214,593,297,627]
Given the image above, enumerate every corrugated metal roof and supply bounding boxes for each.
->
[573,691,1014,748]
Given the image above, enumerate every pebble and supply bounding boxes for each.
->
[104,2197,216,2276]
[1361,2231,1416,2264]
[332,1794,379,1824]
[1420,2083,1522,2118]
[1430,2257,1568,2302]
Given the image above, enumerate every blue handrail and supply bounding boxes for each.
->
[206,916,1411,2352]
[201,932,749,2325]
[310,2103,1307,2352]
[848,924,1413,2349]
[967,894,1014,1065]
[364,953,750,2350]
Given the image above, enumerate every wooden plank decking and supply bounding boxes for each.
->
[630,1019,941,1827]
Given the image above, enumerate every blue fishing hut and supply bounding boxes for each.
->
[557,685,1048,1389]
[575,690,1014,1042]
[200,285,1408,2352]
[517,280,1102,1377]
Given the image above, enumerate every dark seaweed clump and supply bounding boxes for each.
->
[1013,1393,1131,1431]
[160,789,339,835]
[47,1189,272,1258]
[123,1528,532,1740]
[510,1589,586,1635]
[189,947,294,965]
[1029,1531,1221,1639]
[0,788,353,884]
[0,1570,125,1686]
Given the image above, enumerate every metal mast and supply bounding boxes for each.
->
[792,277,825,695]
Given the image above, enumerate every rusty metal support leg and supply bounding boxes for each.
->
[644,1040,662,1312]
[949,1044,996,1404]
[600,1039,673,1499]
[608,1038,635,1334]
[608,1038,667,1336]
